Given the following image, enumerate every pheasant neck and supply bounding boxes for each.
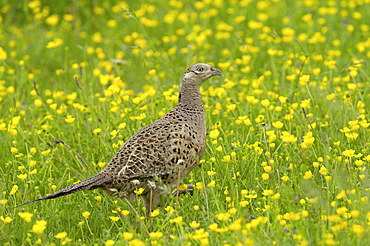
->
[178,83,203,109]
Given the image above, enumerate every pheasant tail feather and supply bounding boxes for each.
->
[17,173,110,207]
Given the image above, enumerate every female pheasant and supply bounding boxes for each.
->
[18,63,223,212]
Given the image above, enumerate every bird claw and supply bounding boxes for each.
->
[171,184,194,197]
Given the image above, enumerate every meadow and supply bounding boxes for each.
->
[1,0,370,245]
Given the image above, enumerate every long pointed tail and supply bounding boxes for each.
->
[17,173,111,207]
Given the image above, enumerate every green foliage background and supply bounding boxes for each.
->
[1,0,370,245]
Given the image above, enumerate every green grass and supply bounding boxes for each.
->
[1,0,370,245]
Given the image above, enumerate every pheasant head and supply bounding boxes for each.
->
[182,63,223,86]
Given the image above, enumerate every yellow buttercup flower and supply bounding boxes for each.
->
[209,129,220,139]
[303,170,313,179]
[9,185,19,195]
[0,47,7,60]
[82,211,91,219]
[105,240,115,246]
[18,212,33,222]
[0,216,12,224]
[272,121,284,129]
[30,220,47,234]
[150,231,163,239]
[55,232,67,239]
[65,115,75,123]
[109,216,120,222]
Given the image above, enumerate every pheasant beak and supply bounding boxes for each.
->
[211,67,223,77]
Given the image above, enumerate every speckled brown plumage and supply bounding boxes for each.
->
[18,63,223,211]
